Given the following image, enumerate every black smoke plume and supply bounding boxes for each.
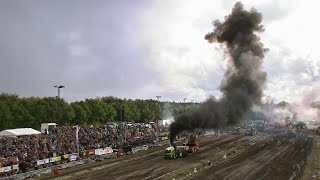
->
[169,2,267,144]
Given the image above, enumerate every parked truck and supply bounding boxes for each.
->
[164,134,199,159]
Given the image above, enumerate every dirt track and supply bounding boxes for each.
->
[194,136,313,180]
[72,135,244,180]
[45,134,261,180]
[43,130,315,180]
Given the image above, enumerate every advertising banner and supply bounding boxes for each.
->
[37,158,50,165]
[50,156,61,162]
[37,159,44,165]
[63,154,69,159]
[0,166,12,172]
[104,147,113,154]
[69,153,78,161]
[44,158,50,164]
[94,148,105,155]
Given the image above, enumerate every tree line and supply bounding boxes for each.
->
[1,93,302,131]
[0,93,199,131]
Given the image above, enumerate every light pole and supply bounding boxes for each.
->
[54,85,65,98]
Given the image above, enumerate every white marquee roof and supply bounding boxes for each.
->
[0,128,41,136]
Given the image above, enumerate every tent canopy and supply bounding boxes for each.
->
[0,128,41,137]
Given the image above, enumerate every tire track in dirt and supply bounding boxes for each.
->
[195,139,276,180]
[67,135,245,180]
[139,136,246,180]
[254,137,313,180]
[195,136,313,180]
[43,135,217,180]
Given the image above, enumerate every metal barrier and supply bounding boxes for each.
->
[0,141,169,180]
[0,160,85,180]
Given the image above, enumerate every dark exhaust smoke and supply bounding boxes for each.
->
[169,2,267,144]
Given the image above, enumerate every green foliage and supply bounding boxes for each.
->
[123,100,140,122]
[105,103,117,122]
[85,99,107,125]
[0,93,199,130]
[70,103,87,125]
[0,99,13,129]
[136,100,155,123]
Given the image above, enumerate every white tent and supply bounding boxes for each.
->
[0,128,41,137]
[158,119,174,127]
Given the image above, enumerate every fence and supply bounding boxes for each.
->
[0,140,169,180]
[0,160,86,180]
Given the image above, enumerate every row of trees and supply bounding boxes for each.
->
[0,94,198,131]
[2,93,305,131]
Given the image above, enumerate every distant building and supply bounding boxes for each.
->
[158,119,174,127]
[41,123,57,134]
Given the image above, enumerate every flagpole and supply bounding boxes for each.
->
[76,125,80,157]
[124,125,127,143]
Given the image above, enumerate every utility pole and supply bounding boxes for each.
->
[54,85,65,98]
[183,98,187,113]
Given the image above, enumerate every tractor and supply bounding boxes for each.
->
[164,133,199,159]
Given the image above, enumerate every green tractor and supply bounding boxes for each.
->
[164,146,182,159]
[164,134,199,159]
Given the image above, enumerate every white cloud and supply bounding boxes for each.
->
[139,0,227,101]
[139,0,320,104]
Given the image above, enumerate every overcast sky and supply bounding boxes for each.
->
[0,0,319,103]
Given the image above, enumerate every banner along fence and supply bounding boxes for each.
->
[0,141,169,179]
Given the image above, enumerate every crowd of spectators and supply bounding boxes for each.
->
[79,124,157,151]
[0,123,159,177]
